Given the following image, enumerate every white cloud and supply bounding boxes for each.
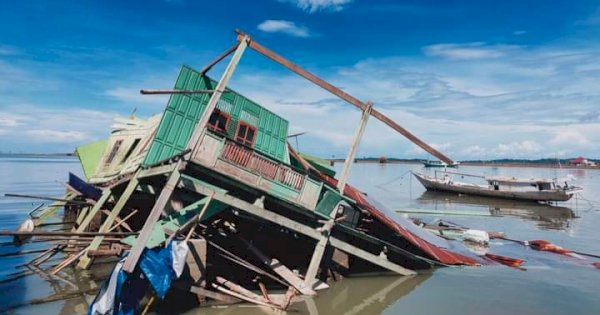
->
[25,129,89,143]
[550,128,591,147]
[0,113,26,127]
[278,0,353,13]
[0,104,119,152]
[423,42,521,60]
[513,30,527,36]
[257,20,311,37]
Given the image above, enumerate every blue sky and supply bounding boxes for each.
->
[1,0,599,159]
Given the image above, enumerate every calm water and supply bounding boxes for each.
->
[1,158,599,314]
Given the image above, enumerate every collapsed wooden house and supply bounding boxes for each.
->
[5,31,481,313]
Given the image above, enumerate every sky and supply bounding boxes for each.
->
[1,0,600,160]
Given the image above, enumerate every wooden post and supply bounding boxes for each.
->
[122,170,181,273]
[179,176,415,276]
[187,35,249,153]
[122,36,249,274]
[303,220,334,289]
[236,30,454,165]
[78,177,139,269]
[74,189,112,233]
[337,103,372,192]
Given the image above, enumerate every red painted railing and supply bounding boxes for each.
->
[221,141,305,190]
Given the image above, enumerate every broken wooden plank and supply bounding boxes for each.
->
[75,188,111,233]
[180,176,416,276]
[239,237,316,296]
[122,170,181,273]
[78,177,139,269]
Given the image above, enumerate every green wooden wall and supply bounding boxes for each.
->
[143,65,290,166]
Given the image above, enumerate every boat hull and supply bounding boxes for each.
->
[412,172,576,202]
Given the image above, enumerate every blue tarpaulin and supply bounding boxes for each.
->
[89,241,189,315]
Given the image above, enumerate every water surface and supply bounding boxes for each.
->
[1,158,599,314]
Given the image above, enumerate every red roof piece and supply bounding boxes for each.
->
[319,174,478,266]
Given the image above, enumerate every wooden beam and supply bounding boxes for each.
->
[235,30,454,165]
[140,89,215,95]
[200,42,240,75]
[122,170,181,273]
[328,238,415,276]
[74,189,111,233]
[240,237,316,296]
[303,220,334,288]
[179,176,415,276]
[187,35,249,152]
[78,177,139,269]
[337,103,372,192]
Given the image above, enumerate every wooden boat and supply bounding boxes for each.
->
[412,171,582,202]
[422,160,459,168]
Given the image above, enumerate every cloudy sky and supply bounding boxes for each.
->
[1,0,599,160]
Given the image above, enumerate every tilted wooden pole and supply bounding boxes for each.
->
[337,102,372,193]
[200,42,240,75]
[235,30,454,165]
[122,36,250,274]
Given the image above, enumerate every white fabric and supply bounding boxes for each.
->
[90,258,125,315]
[463,229,490,245]
[171,241,190,278]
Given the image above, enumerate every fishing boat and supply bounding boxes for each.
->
[422,160,459,168]
[412,171,582,202]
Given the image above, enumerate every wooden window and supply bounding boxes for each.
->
[105,140,123,165]
[120,138,140,164]
[207,109,230,134]
[235,121,256,147]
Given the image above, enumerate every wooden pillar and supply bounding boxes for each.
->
[337,102,372,192]
[303,219,334,288]
[74,189,111,233]
[78,177,139,269]
[187,35,249,152]
[122,170,180,272]
[122,36,250,274]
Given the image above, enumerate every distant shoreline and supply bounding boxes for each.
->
[329,159,600,170]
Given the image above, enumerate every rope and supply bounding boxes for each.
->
[375,170,412,187]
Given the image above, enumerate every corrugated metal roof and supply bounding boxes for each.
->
[143,65,290,166]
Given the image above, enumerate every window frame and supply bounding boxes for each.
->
[207,109,231,135]
[105,139,123,166]
[235,121,257,148]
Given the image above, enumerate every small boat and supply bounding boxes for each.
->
[422,160,459,168]
[412,171,582,202]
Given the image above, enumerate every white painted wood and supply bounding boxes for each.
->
[337,103,372,192]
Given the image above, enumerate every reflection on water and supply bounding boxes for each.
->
[190,274,431,315]
[416,190,575,230]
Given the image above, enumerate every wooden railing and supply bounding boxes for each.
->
[221,141,305,190]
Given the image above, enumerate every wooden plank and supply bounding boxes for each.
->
[189,285,241,304]
[179,176,415,276]
[240,237,316,296]
[122,169,181,273]
[328,237,415,276]
[78,177,139,269]
[138,163,177,179]
[75,189,111,233]
[236,30,454,165]
[337,103,371,192]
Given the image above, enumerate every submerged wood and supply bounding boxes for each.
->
[0,231,136,237]
[4,193,91,205]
